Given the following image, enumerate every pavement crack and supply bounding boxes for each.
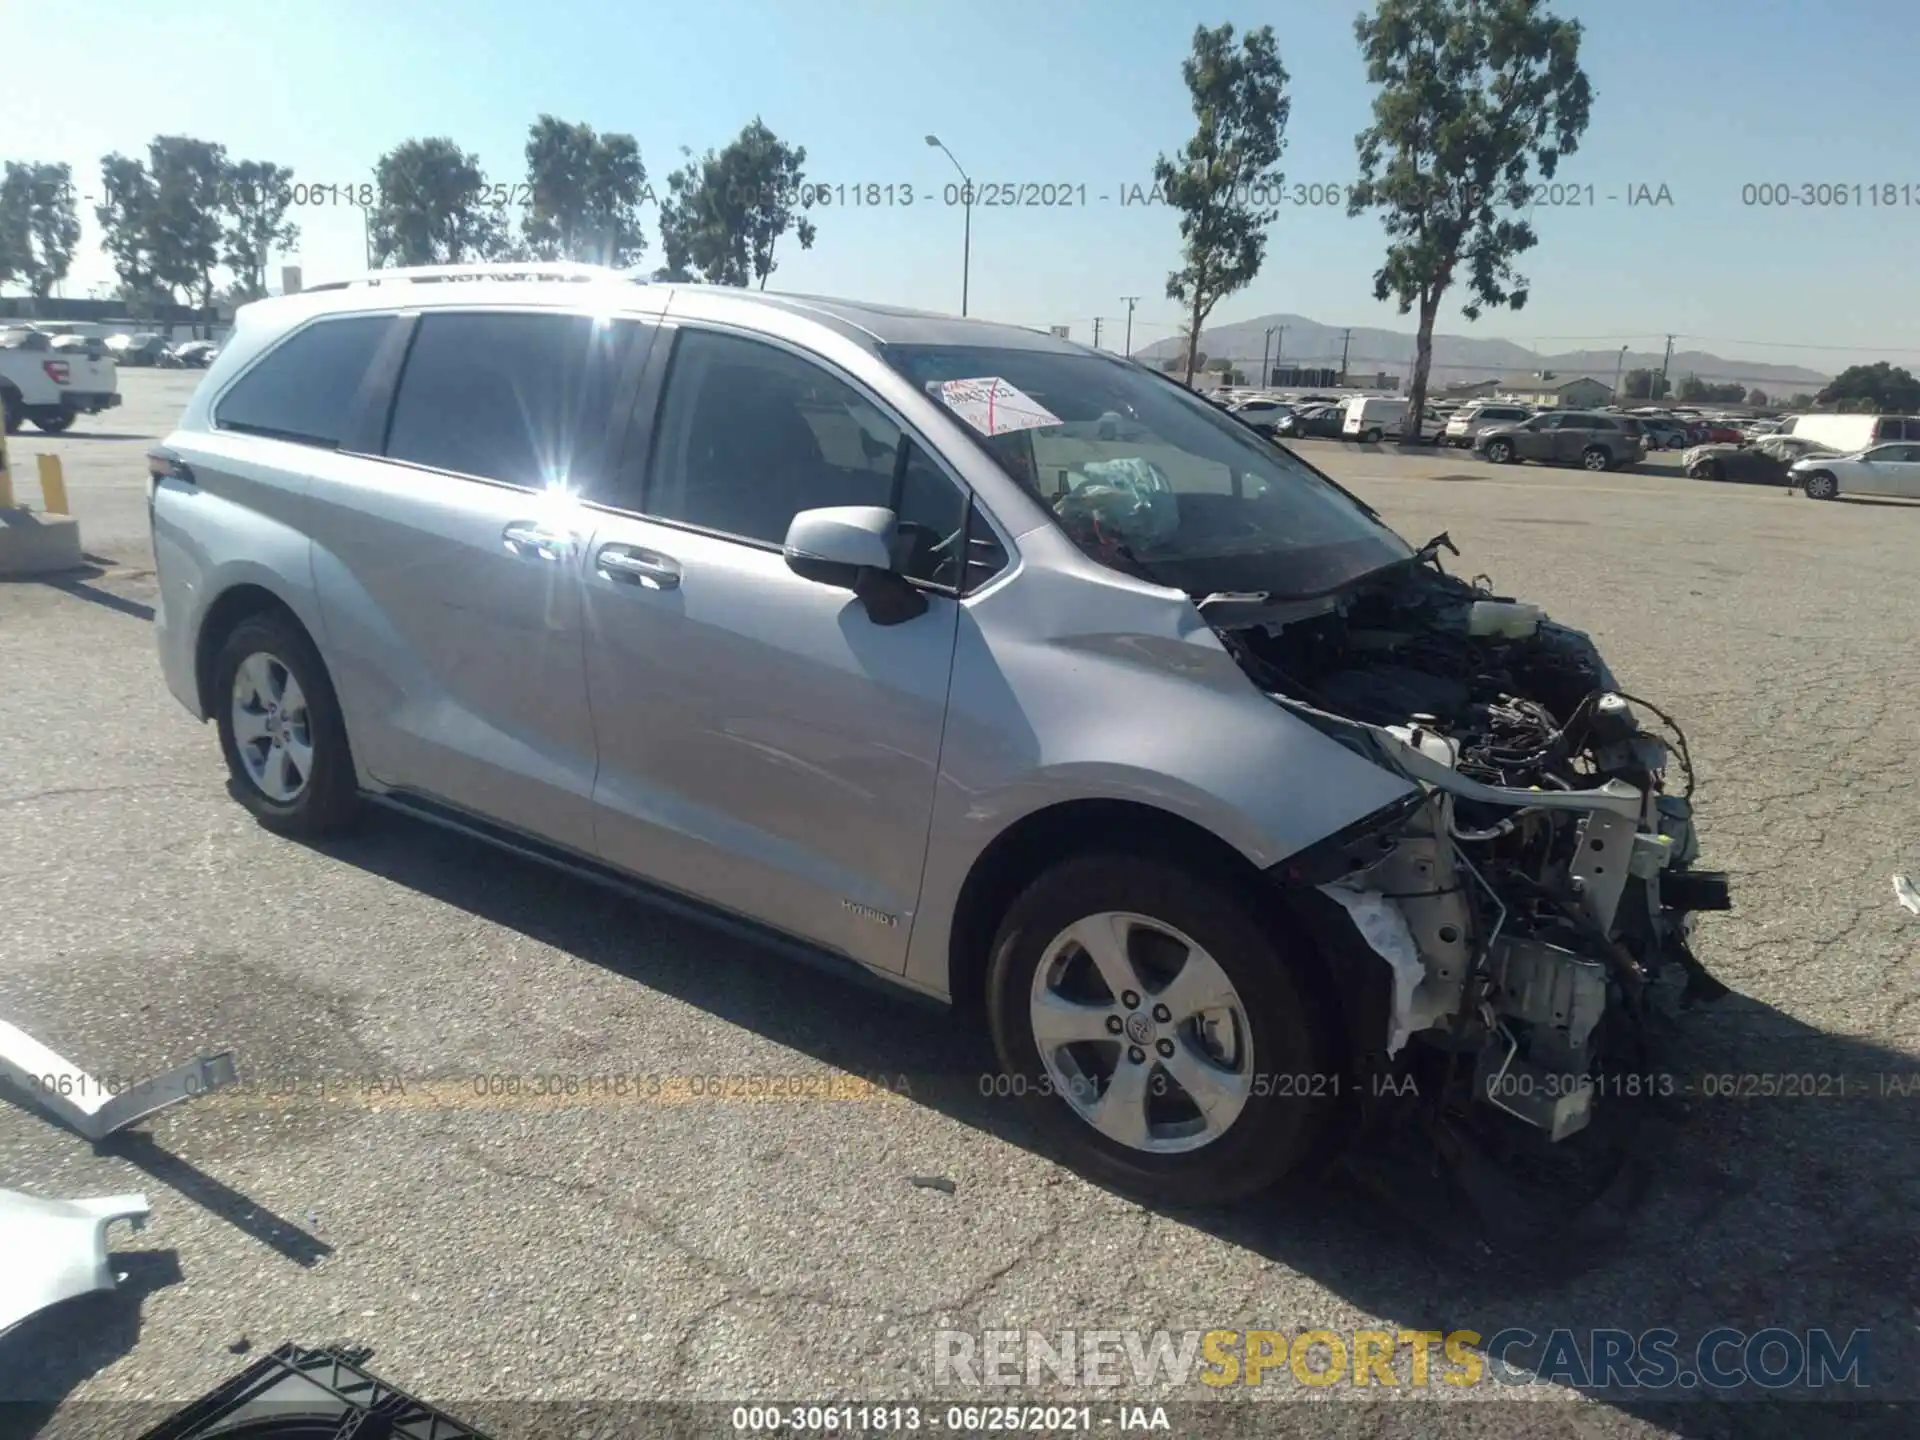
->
[446,1131,1061,1324]
[0,780,202,808]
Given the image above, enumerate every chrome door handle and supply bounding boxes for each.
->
[596,545,681,589]
[503,522,576,559]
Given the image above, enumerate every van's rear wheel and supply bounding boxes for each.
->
[986,854,1334,1205]
[212,613,359,836]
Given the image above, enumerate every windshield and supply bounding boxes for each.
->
[880,344,1413,598]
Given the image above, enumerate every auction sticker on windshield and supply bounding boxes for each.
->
[937,377,1062,437]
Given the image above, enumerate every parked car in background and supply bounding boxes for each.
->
[1792,442,1920,500]
[0,325,122,432]
[51,333,111,360]
[1639,417,1690,450]
[106,332,170,367]
[1340,395,1409,443]
[1441,402,1534,448]
[161,340,219,368]
[1684,434,1837,484]
[1476,411,1646,471]
[1227,397,1295,435]
[1778,413,1920,453]
[1273,403,1345,440]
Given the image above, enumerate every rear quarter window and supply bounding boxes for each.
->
[214,314,393,448]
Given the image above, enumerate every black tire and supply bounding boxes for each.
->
[985,853,1335,1206]
[1363,427,1383,444]
[1484,438,1513,464]
[211,611,360,836]
[1690,458,1723,481]
[1802,470,1839,500]
[0,387,21,435]
[1582,446,1611,472]
[30,405,75,434]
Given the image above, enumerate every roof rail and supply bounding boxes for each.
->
[303,261,641,294]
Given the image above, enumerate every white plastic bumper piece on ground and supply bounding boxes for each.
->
[0,1018,239,1140]
[0,1188,151,1334]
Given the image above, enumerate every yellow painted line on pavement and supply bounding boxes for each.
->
[91,1071,923,1117]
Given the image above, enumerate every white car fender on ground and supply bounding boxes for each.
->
[0,1188,151,1334]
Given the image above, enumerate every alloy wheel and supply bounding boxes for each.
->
[230,651,314,802]
[1028,911,1255,1154]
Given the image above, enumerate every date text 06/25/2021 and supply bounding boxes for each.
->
[631,179,1676,210]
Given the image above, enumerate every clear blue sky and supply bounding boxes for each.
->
[5,0,1917,370]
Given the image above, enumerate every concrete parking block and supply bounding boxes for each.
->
[0,505,82,576]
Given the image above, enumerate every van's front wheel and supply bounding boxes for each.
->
[985,855,1334,1206]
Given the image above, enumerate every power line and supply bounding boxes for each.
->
[1672,334,1920,355]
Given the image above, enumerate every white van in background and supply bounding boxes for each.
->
[1778,413,1920,452]
[1341,395,1409,443]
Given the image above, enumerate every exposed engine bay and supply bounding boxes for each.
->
[1204,536,1732,1147]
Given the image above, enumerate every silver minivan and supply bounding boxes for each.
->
[151,264,1728,1204]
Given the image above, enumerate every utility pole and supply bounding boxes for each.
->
[1121,297,1139,356]
[1092,316,1104,350]
[1657,334,1675,401]
[1338,328,1354,384]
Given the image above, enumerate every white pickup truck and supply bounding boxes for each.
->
[0,326,122,434]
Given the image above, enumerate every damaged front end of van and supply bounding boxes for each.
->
[1205,537,1731,1163]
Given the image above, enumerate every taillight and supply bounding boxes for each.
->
[44,360,70,385]
[148,449,194,484]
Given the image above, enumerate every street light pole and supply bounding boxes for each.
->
[925,135,972,316]
[1121,296,1139,356]
[1613,344,1629,404]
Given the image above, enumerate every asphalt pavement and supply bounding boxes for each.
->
[1,373,1916,1438]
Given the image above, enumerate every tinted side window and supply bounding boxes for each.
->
[216,315,392,448]
[646,329,968,586]
[1872,417,1902,442]
[386,311,625,488]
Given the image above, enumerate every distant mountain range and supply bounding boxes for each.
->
[1132,314,1831,392]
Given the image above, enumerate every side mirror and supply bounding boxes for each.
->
[783,505,929,626]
